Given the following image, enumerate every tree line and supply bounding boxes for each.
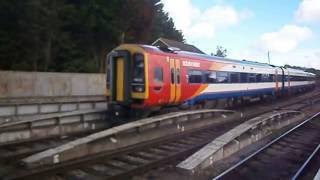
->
[0,0,184,73]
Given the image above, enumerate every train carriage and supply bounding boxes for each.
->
[283,68,316,94]
[106,44,316,119]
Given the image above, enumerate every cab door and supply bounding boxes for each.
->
[107,50,131,104]
[169,58,181,104]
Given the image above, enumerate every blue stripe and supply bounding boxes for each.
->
[186,83,314,105]
[187,88,275,105]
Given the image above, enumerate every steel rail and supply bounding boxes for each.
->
[291,144,320,180]
[213,111,320,180]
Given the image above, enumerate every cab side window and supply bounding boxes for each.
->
[154,67,163,83]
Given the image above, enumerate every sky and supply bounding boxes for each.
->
[161,0,320,69]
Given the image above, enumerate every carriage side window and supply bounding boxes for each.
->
[269,74,275,82]
[188,70,203,83]
[291,76,298,81]
[297,76,307,81]
[230,72,240,83]
[256,74,262,82]
[261,74,269,82]
[276,74,282,82]
[204,71,217,83]
[285,75,289,81]
[217,71,229,83]
[240,73,248,83]
[154,67,163,83]
[248,73,256,83]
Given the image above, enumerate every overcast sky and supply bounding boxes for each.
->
[161,0,320,69]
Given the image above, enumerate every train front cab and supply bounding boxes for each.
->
[106,44,185,120]
[106,44,149,120]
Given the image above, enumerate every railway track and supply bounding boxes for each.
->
[0,131,99,161]
[0,130,106,179]
[214,112,320,180]
[0,90,318,147]
[292,144,320,180]
[5,98,319,180]
[8,114,246,179]
[42,122,239,180]
[1,90,319,179]
[4,110,239,180]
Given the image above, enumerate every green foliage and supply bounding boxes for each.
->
[0,0,184,73]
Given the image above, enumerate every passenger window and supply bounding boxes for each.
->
[154,67,163,82]
[217,72,229,83]
[230,72,240,83]
[269,74,274,82]
[276,75,282,82]
[240,73,248,83]
[256,74,262,82]
[248,73,256,83]
[188,70,202,83]
[261,74,269,82]
[283,75,288,81]
[204,71,217,83]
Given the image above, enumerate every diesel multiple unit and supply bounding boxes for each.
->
[106,44,316,118]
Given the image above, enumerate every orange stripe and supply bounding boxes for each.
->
[191,84,208,99]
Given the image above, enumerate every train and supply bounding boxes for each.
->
[106,44,316,119]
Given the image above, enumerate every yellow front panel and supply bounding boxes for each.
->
[114,44,148,99]
[116,58,124,101]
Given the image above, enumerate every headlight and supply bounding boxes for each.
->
[133,78,143,83]
[133,85,145,92]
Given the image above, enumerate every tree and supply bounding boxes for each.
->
[0,0,184,73]
[213,46,227,57]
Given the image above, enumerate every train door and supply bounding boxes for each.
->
[107,51,131,104]
[275,69,279,91]
[116,57,125,101]
[288,71,291,94]
[279,67,285,94]
[169,58,181,104]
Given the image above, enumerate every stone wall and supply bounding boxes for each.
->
[0,71,106,98]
